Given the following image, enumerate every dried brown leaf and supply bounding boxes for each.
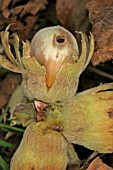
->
[2,9,10,19]
[0,13,7,29]
[11,6,24,15]
[0,73,21,94]
[0,94,9,109]
[25,16,37,28]
[86,0,113,65]
[56,0,90,35]
[0,0,12,11]
[87,157,113,170]
[7,16,36,41]
[19,0,48,17]
[0,73,21,109]
[0,0,48,40]
[56,0,75,27]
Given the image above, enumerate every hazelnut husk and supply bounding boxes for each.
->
[61,83,113,153]
[11,122,68,170]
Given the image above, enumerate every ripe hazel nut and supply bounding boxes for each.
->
[30,26,79,88]
[22,26,94,103]
[0,25,94,103]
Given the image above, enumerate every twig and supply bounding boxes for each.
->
[88,66,113,80]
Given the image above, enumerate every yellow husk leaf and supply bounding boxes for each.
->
[62,83,113,153]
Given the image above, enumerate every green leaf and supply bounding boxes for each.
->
[0,127,23,135]
[0,123,24,133]
[0,139,16,148]
[0,106,9,123]
[0,156,10,170]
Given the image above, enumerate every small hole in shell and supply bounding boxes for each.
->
[56,35,65,43]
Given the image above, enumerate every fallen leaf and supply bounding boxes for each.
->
[0,94,9,109]
[0,0,12,11]
[86,0,113,65]
[0,73,21,109]
[0,0,48,41]
[56,0,90,35]
[19,0,48,17]
[11,6,24,16]
[2,9,10,19]
[0,13,7,30]
[87,157,113,170]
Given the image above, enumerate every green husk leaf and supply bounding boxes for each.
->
[0,55,28,74]
[67,143,81,166]
[75,32,87,72]
[62,83,113,153]
[8,85,26,120]
[12,103,35,127]
[0,139,16,148]
[22,40,45,74]
[12,33,23,67]
[83,33,94,71]
[0,156,10,170]
[1,28,19,66]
